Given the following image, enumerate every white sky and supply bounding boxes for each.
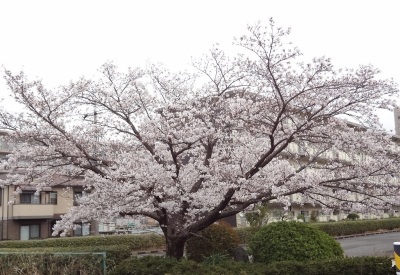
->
[0,0,399,131]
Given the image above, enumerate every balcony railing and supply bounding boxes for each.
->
[12,204,55,219]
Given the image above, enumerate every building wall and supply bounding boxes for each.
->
[53,187,74,215]
[0,184,82,240]
[4,220,19,240]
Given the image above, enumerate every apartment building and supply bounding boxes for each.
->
[0,130,90,240]
[236,122,400,227]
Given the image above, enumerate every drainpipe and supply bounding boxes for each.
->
[1,187,3,240]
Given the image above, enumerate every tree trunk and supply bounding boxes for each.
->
[165,235,187,259]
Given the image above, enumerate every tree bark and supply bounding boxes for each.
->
[165,235,187,259]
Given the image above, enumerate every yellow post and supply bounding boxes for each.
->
[394,242,400,274]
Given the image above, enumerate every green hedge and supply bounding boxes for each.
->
[265,257,394,275]
[311,218,400,236]
[110,256,394,275]
[236,218,400,242]
[0,245,131,271]
[0,234,164,272]
[0,253,105,275]
[0,234,164,250]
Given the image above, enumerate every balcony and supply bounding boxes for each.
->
[12,204,55,219]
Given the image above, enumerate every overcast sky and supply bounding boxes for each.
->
[0,0,399,131]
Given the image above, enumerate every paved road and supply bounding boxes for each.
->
[337,232,400,257]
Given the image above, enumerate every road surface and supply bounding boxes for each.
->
[337,232,400,257]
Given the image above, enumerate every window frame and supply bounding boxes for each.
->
[45,191,57,205]
[19,191,41,204]
[20,224,40,240]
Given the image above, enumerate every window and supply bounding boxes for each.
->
[73,191,83,206]
[44,192,57,204]
[73,222,90,236]
[50,192,57,204]
[20,224,40,240]
[73,224,82,236]
[20,192,40,204]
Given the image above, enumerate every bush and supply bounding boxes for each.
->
[249,221,343,264]
[0,245,131,271]
[110,256,394,275]
[265,257,394,275]
[0,233,164,251]
[245,203,270,226]
[0,234,165,272]
[186,222,240,262]
[110,256,179,275]
[236,218,400,242]
[235,226,261,244]
[202,253,231,265]
[0,253,106,274]
[312,218,400,236]
[347,213,360,221]
[110,256,266,275]
[297,213,306,222]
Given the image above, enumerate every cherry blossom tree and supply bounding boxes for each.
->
[1,20,400,258]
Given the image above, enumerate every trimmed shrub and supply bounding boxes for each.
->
[265,257,394,275]
[0,233,164,250]
[0,253,105,274]
[236,218,400,242]
[186,222,240,262]
[0,234,165,272]
[110,256,179,275]
[110,256,266,275]
[249,221,344,264]
[312,218,400,236]
[110,256,394,275]
[347,213,360,221]
[0,245,131,271]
